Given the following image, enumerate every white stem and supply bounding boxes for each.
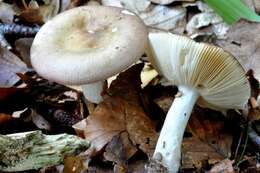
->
[153,85,199,173]
[81,81,104,104]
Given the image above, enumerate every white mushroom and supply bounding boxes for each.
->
[30,6,147,103]
[147,31,250,172]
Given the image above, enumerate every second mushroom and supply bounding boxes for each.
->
[147,31,250,173]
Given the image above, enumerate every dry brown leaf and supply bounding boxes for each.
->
[216,21,260,80]
[0,2,16,23]
[74,97,157,156]
[182,137,224,170]
[18,8,44,24]
[209,159,234,173]
[0,87,25,101]
[15,38,34,67]
[102,0,186,33]
[253,0,260,13]
[74,63,157,157]
[17,0,60,24]
[30,108,52,130]
[108,63,144,103]
[0,113,13,124]
[64,156,85,173]
[188,107,233,158]
[248,109,260,121]
[104,133,128,173]
[0,47,29,87]
[38,0,60,22]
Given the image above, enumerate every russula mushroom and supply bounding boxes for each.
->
[30,6,147,103]
[147,31,250,172]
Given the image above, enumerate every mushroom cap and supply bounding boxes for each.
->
[147,31,250,110]
[31,6,147,85]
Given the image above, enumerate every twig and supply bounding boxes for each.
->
[234,131,243,160]
[235,126,249,167]
[0,23,40,49]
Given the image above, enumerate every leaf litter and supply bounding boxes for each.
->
[0,0,260,172]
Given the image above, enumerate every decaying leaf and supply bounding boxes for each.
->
[209,159,234,173]
[188,107,233,158]
[74,64,158,157]
[38,0,60,22]
[182,137,224,170]
[0,2,16,23]
[0,47,29,87]
[184,1,230,39]
[15,38,34,67]
[30,108,52,130]
[104,133,128,172]
[141,62,159,88]
[0,87,25,101]
[17,0,60,24]
[102,0,187,33]
[0,113,13,124]
[64,156,85,173]
[74,97,157,156]
[186,12,224,35]
[216,21,260,80]
[12,107,51,130]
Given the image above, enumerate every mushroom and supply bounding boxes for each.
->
[30,6,147,103]
[146,31,250,172]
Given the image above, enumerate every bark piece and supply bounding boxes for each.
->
[0,131,89,172]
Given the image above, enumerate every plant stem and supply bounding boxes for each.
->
[81,80,105,103]
[153,85,199,173]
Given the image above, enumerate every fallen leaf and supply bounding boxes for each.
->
[15,38,34,67]
[0,113,12,124]
[209,159,234,173]
[64,156,85,173]
[140,62,159,88]
[102,0,187,33]
[154,96,174,113]
[253,0,260,13]
[216,21,260,80]
[18,8,44,24]
[0,2,16,23]
[104,134,128,173]
[74,97,157,156]
[182,137,224,170]
[11,107,28,118]
[186,12,224,35]
[0,87,25,101]
[38,0,60,22]
[188,107,233,158]
[17,0,60,24]
[30,108,52,131]
[0,47,29,87]
[74,64,158,157]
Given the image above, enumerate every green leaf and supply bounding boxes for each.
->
[204,0,260,24]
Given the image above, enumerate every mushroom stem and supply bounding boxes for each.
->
[81,81,105,104]
[153,85,199,173]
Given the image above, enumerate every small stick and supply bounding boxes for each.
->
[0,23,40,49]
